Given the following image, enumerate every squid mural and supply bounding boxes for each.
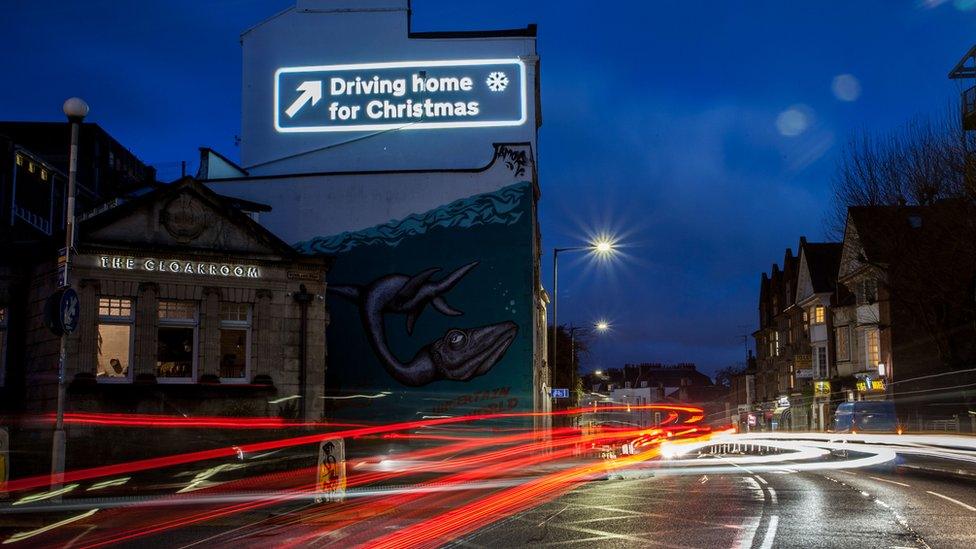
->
[330,262,518,386]
[297,180,534,414]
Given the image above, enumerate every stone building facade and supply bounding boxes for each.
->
[13,178,330,426]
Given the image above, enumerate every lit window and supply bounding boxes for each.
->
[157,301,197,381]
[40,169,48,181]
[813,306,825,324]
[97,298,133,380]
[15,154,23,166]
[99,298,132,317]
[28,161,36,173]
[219,303,251,381]
[865,329,880,368]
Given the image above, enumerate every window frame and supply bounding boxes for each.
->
[812,306,825,325]
[218,302,252,384]
[156,300,199,383]
[813,345,828,379]
[0,306,8,387]
[96,297,135,383]
[859,278,878,305]
[865,328,880,370]
[835,325,851,362]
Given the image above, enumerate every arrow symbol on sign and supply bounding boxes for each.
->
[285,80,322,118]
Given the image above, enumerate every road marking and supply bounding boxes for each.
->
[759,515,779,549]
[536,505,569,527]
[926,490,976,511]
[3,509,99,545]
[733,518,760,549]
[699,475,709,484]
[767,486,778,504]
[869,476,910,487]
[754,475,768,485]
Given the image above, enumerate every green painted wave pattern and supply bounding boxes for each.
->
[295,181,529,255]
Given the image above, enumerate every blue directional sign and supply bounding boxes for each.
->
[551,388,570,399]
[274,59,527,133]
[44,287,80,336]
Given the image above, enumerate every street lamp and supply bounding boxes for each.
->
[551,237,616,385]
[567,321,612,392]
[52,97,88,490]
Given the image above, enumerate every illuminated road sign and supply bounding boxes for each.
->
[275,59,527,133]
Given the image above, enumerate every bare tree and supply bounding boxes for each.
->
[829,109,976,238]
[829,108,976,370]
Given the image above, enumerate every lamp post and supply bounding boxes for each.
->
[52,97,88,489]
[551,239,614,393]
[566,320,610,403]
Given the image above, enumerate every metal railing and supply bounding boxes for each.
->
[13,204,52,235]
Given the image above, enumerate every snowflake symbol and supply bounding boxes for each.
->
[486,72,509,92]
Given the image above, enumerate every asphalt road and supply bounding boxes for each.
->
[454,456,976,549]
[4,451,976,548]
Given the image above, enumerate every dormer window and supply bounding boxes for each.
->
[858,279,878,305]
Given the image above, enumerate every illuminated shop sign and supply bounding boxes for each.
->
[813,381,831,397]
[274,59,526,133]
[856,378,886,392]
[98,256,260,279]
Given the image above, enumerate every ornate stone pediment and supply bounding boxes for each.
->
[81,179,294,259]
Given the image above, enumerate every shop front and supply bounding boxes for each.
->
[21,179,331,422]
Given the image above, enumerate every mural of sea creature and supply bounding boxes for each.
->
[329,261,518,386]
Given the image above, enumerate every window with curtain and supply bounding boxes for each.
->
[97,297,134,381]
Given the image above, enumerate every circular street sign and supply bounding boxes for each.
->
[44,288,80,336]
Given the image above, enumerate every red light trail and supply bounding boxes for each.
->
[5,405,708,549]
[2,405,702,495]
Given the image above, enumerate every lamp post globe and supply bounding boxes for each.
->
[63,97,89,121]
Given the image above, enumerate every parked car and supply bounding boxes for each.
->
[832,401,899,433]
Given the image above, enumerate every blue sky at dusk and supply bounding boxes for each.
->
[2,0,973,377]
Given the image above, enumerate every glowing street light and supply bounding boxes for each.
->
[595,320,610,332]
[551,234,619,391]
[593,239,615,255]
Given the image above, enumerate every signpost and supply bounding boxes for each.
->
[551,388,570,399]
[314,438,346,503]
[57,247,68,288]
[275,59,527,133]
